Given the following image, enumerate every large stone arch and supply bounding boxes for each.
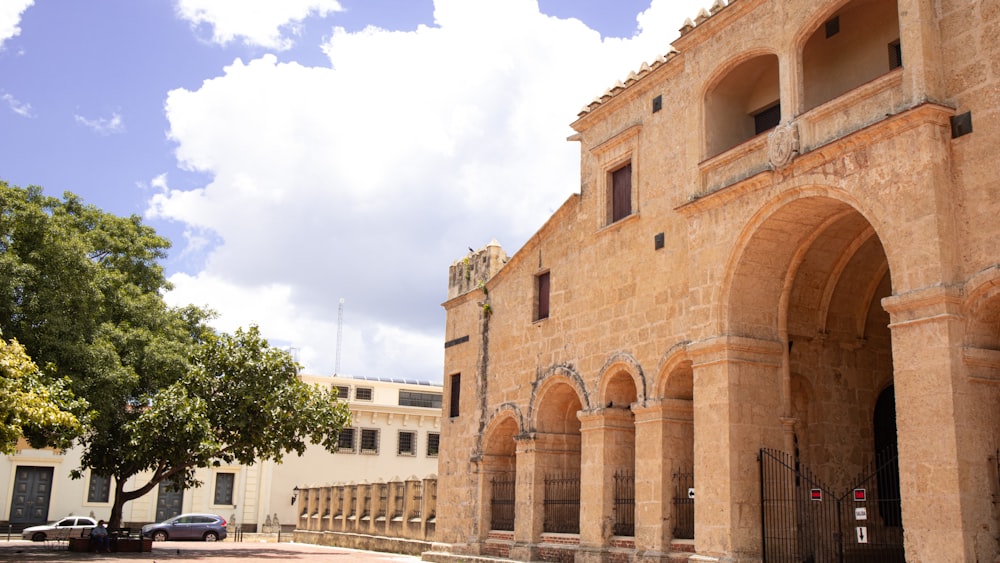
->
[528,363,590,432]
[702,188,902,558]
[596,351,645,407]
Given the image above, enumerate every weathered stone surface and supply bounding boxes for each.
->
[438,0,1000,561]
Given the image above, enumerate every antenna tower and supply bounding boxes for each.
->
[335,298,344,375]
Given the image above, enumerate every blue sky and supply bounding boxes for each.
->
[0,0,707,382]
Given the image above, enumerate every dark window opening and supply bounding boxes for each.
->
[399,390,442,408]
[355,387,373,401]
[825,16,840,38]
[427,433,440,457]
[536,271,550,321]
[334,385,350,399]
[888,39,902,70]
[398,431,416,456]
[753,103,781,135]
[611,162,632,223]
[87,473,111,503]
[449,374,461,418]
[652,95,662,113]
[338,427,356,452]
[213,473,235,505]
[360,428,380,454]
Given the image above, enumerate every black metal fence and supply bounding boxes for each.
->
[759,447,904,563]
[672,468,695,539]
[490,474,516,531]
[543,473,580,534]
[613,470,635,536]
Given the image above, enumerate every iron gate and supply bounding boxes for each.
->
[759,447,904,563]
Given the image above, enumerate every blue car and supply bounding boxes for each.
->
[141,513,227,542]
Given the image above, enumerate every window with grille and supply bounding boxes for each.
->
[355,387,373,401]
[399,391,442,408]
[338,427,356,452]
[334,385,350,399]
[87,473,111,503]
[214,472,235,505]
[426,433,440,457]
[361,428,380,454]
[398,431,416,456]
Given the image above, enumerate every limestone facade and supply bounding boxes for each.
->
[436,0,1000,561]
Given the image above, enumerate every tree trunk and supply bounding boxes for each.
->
[108,479,128,529]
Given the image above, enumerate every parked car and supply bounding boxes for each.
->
[22,516,98,541]
[141,513,227,542]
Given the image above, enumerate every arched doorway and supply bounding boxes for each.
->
[723,194,903,559]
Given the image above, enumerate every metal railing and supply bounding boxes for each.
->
[672,468,695,539]
[490,474,515,531]
[543,473,580,534]
[613,470,635,536]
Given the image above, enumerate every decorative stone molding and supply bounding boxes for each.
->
[768,121,800,170]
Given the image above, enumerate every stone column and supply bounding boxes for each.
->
[896,0,945,105]
[689,336,784,560]
[632,399,694,557]
[577,407,635,555]
[884,286,990,562]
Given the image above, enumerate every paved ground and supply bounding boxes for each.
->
[0,540,425,562]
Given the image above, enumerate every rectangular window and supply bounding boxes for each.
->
[611,162,632,223]
[360,428,380,454]
[334,385,350,400]
[535,271,550,321]
[87,473,111,503]
[753,103,781,135]
[449,374,461,418]
[355,387,374,401]
[888,39,902,70]
[397,431,416,456]
[338,427,356,452]
[398,391,442,408]
[213,473,235,505]
[426,433,440,457]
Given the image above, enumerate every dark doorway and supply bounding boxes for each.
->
[155,481,185,522]
[9,466,54,525]
[873,385,901,527]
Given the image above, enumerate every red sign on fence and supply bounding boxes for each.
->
[810,489,822,501]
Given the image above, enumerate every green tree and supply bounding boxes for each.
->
[0,181,350,527]
[81,326,350,528]
[0,333,85,453]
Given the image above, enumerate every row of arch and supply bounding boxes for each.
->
[705,0,901,156]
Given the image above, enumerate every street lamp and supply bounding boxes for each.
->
[291,486,300,506]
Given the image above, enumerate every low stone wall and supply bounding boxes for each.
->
[293,530,433,556]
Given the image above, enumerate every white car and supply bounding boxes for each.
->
[22,516,98,541]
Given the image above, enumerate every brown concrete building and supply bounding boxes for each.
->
[434,0,1000,561]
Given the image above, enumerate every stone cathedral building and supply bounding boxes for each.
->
[433,0,1000,562]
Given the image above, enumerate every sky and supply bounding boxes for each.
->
[0,0,708,383]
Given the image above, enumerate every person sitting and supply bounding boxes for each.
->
[89,520,110,553]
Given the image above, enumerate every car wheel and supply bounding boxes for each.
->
[152,531,168,542]
[31,532,45,542]
[203,531,218,542]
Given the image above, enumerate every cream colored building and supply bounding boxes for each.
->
[2,374,441,532]
[434,0,1000,562]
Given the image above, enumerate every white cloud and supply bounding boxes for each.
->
[74,111,126,135]
[154,0,706,381]
[2,92,33,117]
[175,0,342,50]
[0,0,33,49]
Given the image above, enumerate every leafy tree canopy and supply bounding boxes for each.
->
[0,333,85,453]
[0,181,350,527]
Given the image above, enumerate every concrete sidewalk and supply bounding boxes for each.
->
[0,539,425,562]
